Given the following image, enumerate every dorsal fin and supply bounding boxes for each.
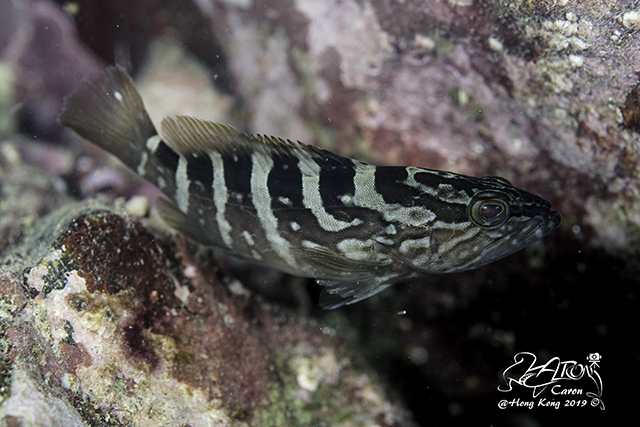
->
[160,115,363,171]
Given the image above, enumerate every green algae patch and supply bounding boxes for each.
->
[253,345,403,427]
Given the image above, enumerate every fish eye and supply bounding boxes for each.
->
[468,195,510,228]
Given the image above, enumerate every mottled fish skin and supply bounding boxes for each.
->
[58,66,562,309]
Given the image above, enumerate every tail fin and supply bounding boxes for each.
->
[58,65,157,171]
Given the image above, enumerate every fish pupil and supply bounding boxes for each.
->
[481,203,503,220]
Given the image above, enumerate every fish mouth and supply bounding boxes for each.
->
[480,209,562,262]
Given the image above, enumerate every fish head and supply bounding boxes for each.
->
[393,173,562,274]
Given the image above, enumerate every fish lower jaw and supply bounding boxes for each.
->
[480,210,562,262]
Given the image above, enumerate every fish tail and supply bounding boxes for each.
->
[58,65,157,172]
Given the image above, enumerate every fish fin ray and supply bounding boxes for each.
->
[58,65,157,170]
[296,244,393,309]
[317,278,392,310]
[160,115,363,171]
[303,245,386,277]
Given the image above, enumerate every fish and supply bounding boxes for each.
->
[58,65,562,309]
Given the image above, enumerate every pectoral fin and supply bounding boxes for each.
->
[317,278,392,310]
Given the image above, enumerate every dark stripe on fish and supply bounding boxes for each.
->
[318,159,356,208]
[413,171,475,196]
[268,153,304,210]
[186,153,214,198]
[223,152,253,208]
[374,167,418,205]
[156,140,180,171]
